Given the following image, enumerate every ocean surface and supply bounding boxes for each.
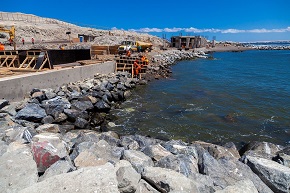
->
[110,50,290,146]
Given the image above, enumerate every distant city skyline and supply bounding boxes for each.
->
[1,0,289,42]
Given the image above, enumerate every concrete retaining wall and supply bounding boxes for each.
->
[0,61,115,101]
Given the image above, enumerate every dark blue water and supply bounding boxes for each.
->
[111,50,290,146]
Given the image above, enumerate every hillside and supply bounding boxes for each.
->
[0,12,165,50]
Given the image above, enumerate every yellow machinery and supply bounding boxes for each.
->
[0,25,16,50]
[118,40,152,54]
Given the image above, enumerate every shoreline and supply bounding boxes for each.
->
[0,49,289,192]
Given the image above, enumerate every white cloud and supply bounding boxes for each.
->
[115,27,290,34]
[221,29,246,33]
[164,27,184,32]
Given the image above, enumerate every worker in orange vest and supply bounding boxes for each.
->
[0,42,5,50]
[126,49,131,57]
[141,55,149,65]
[133,59,143,77]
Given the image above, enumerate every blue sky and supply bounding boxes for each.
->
[1,0,289,42]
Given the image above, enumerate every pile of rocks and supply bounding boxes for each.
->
[0,50,289,192]
[145,50,208,79]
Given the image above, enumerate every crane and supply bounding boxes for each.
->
[0,25,16,50]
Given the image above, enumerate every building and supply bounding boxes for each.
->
[171,36,208,49]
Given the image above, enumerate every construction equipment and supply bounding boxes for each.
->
[0,25,16,50]
[118,40,152,54]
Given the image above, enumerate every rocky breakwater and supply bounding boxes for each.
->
[145,50,207,79]
[0,51,289,192]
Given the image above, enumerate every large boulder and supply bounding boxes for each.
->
[0,142,38,192]
[193,141,240,160]
[218,157,273,193]
[142,166,200,193]
[39,159,75,182]
[136,179,159,193]
[71,100,94,111]
[123,150,154,173]
[215,179,258,193]
[15,103,47,122]
[142,144,172,161]
[196,145,236,189]
[156,154,199,177]
[31,133,69,173]
[116,160,141,193]
[244,155,290,193]
[240,141,283,159]
[72,140,123,165]
[20,163,119,193]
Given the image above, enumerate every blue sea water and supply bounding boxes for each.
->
[111,50,290,146]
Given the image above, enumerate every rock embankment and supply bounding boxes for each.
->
[0,50,289,193]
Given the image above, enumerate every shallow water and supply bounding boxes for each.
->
[111,50,290,146]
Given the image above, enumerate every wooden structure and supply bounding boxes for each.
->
[0,51,19,67]
[115,56,149,78]
[19,50,52,70]
[90,45,119,59]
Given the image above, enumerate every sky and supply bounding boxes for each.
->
[1,0,290,42]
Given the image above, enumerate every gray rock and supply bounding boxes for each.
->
[63,108,89,122]
[39,159,75,182]
[0,101,20,116]
[0,143,38,192]
[241,141,283,160]
[215,179,258,193]
[124,90,132,100]
[120,136,140,150]
[3,126,33,143]
[94,100,111,111]
[142,144,172,161]
[142,166,200,193]
[136,179,159,193]
[74,150,107,168]
[189,173,216,193]
[0,140,8,156]
[196,145,236,189]
[42,96,71,110]
[36,124,60,133]
[193,141,240,160]
[20,163,119,193]
[99,131,120,147]
[15,103,47,122]
[41,115,55,124]
[123,150,154,173]
[31,91,47,102]
[0,99,9,109]
[74,117,88,129]
[132,135,162,149]
[116,160,141,193]
[72,140,123,165]
[156,154,199,177]
[218,157,273,193]
[244,155,290,193]
[42,88,57,99]
[274,146,290,167]
[162,140,198,159]
[71,100,94,111]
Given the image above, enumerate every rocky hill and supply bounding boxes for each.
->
[0,12,165,50]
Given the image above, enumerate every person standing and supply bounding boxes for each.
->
[22,38,25,45]
[31,38,34,45]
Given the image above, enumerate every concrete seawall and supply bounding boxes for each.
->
[0,61,115,101]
